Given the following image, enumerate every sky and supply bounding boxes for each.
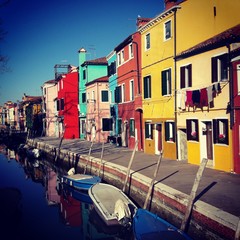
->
[0,0,164,105]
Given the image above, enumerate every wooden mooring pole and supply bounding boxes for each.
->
[143,151,163,210]
[122,140,138,193]
[83,139,94,174]
[180,158,208,232]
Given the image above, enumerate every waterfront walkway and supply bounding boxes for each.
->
[31,136,240,218]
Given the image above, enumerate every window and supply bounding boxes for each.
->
[130,80,134,101]
[92,91,95,101]
[60,98,64,110]
[237,64,240,95]
[213,119,229,145]
[83,69,86,80]
[165,121,175,142]
[115,86,122,103]
[186,119,199,141]
[130,119,135,137]
[164,20,171,40]
[108,61,116,76]
[101,90,109,102]
[117,119,122,134]
[121,50,124,63]
[61,79,64,89]
[180,64,192,88]
[102,118,113,131]
[162,69,171,96]
[118,53,121,66]
[144,76,151,99]
[129,43,133,58]
[145,122,153,139]
[145,33,150,50]
[212,53,228,82]
[82,93,86,103]
[122,84,125,102]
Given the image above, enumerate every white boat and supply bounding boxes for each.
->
[88,183,138,227]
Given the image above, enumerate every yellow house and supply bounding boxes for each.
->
[175,0,240,172]
[139,4,181,159]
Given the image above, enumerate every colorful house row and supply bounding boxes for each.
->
[3,0,239,174]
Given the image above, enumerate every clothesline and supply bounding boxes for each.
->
[177,82,222,111]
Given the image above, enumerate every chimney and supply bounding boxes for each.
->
[78,47,87,67]
[164,0,177,10]
[136,17,152,29]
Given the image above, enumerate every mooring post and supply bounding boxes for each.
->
[122,140,138,193]
[143,150,163,210]
[180,158,208,232]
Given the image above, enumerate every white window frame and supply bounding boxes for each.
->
[164,20,171,41]
[145,33,150,50]
[129,43,133,58]
[130,79,134,101]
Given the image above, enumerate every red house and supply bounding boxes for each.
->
[56,66,79,139]
[114,31,144,151]
[232,56,240,173]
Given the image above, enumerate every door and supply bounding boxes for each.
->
[205,122,213,160]
[155,124,162,155]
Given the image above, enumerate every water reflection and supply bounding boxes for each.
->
[0,145,133,240]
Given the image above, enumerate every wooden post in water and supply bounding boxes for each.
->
[54,128,65,162]
[122,140,138,193]
[83,139,94,174]
[180,158,208,232]
[98,141,105,177]
[235,217,240,240]
[143,151,163,210]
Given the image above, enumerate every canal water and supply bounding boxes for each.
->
[0,147,133,240]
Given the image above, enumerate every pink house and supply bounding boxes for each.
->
[42,79,58,137]
[85,76,111,142]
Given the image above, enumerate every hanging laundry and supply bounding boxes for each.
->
[185,90,193,108]
[177,90,186,110]
[192,90,200,104]
[207,86,213,103]
[212,84,217,98]
[200,88,208,107]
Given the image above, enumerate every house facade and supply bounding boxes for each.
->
[56,67,79,139]
[42,79,58,137]
[139,5,180,158]
[106,50,118,142]
[231,50,240,173]
[78,48,108,139]
[115,31,144,150]
[174,0,240,172]
[86,76,110,142]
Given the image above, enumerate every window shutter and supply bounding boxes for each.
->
[165,122,169,141]
[149,76,152,98]
[188,64,192,87]
[212,119,218,143]
[162,71,167,96]
[180,66,185,89]
[195,120,199,141]
[144,77,148,98]
[211,57,217,83]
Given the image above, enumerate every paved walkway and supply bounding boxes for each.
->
[34,137,240,217]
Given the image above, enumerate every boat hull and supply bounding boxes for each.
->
[133,208,192,240]
[61,174,101,191]
[88,183,138,226]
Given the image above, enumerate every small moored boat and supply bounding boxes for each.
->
[61,173,101,191]
[133,208,192,240]
[88,183,138,227]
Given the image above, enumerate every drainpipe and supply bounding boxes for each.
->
[174,7,179,160]
[132,39,143,150]
[227,44,234,129]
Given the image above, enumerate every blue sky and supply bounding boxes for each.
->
[0,0,164,105]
